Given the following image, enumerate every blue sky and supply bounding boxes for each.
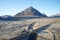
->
[0,0,60,16]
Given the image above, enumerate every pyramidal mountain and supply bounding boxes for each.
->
[14,7,47,17]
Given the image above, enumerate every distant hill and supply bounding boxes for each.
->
[1,15,12,18]
[0,15,13,20]
[50,13,60,18]
[14,7,47,17]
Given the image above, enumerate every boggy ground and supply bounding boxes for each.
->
[0,18,60,40]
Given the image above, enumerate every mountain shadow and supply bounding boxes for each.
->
[28,22,36,30]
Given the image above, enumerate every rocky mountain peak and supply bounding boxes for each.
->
[27,6,34,10]
[14,7,47,17]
